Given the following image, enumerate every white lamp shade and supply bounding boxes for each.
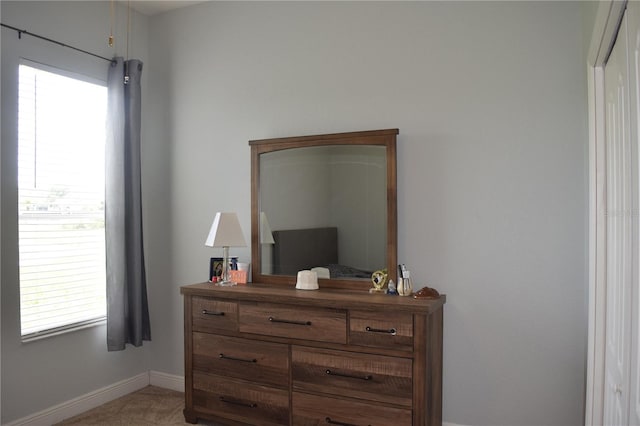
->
[260,212,275,244]
[205,212,247,247]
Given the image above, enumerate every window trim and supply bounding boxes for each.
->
[20,58,106,88]
[21,317,106,343]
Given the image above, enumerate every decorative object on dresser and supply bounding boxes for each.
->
[398,264,413,297]
[205,212,247,286]
[209,256,239,283]
[228,269,248,284]
[413,286,441,300]
[370,268,389,293]
[295,270,319,290]
[182,129,445,426]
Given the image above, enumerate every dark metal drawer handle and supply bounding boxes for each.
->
[325,369,372,381]
[365,326,396,336]
[219,396,257,408]
[202,309,225,316]
[268,316,312,326]
[325,417,370,426]
[219,353,257,363]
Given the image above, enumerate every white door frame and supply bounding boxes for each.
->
[586,1,628,424]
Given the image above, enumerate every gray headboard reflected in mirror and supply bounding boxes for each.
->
[250,129,398,291]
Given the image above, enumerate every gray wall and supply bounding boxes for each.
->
[0,1,590,425]
[0,1,154,422]
[147,2,588,425]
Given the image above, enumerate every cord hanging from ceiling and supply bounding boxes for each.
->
[108,0,114,47]
[124,0,131,84]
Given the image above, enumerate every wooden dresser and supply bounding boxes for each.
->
[181,282,445,426]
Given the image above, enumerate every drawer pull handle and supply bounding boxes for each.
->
[219,353,257,363]
[268,316,312,326]
[202,309,225,316]
[219,396,257,408]
[325,369,372,381]
[365,326,396,336]
[325,417,370,426]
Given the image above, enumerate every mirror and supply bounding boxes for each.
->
[250,129,398,291]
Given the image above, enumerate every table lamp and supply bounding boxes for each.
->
[205,212,246,286]
[260,212,275,244]
[260,212,275,274]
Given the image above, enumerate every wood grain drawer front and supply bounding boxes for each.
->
[239,302,347,344]
[193,333,289,388]
[349,311,413,351]
[193,371,289,426]
[292,347,412,407]
[292,392,412,426]
[192,297,238,333]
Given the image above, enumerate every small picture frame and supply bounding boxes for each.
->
[209,257,238,281]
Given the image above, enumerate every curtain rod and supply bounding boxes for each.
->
[1,22,113,63]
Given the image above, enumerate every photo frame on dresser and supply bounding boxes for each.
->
[208,257,238,281]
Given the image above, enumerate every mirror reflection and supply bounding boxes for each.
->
[259,145,387,280]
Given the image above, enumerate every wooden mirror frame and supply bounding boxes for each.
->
[250,128,398,291]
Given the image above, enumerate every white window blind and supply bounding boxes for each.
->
[18,62,108,339]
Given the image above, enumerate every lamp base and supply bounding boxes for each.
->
[215,280,237,287]
[217,246,236,286]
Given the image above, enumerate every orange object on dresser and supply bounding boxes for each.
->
[228,270,247,284]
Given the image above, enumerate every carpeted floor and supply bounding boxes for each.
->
[54,386,219,426]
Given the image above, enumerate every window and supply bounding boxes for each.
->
[18,62,108,339]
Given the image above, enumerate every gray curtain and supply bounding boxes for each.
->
[105,57,151,351]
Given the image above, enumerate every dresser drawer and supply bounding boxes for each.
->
[349,311,413,351]
[292,392,412,426]
[192,297,238,333]
[239,302,347,344]
[193,372,289,426]
[193,333,289,388]
[292,346,412,406]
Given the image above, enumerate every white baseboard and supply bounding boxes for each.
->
[149,370,184,392]
[5,372,150,426]
[6,369,462,426]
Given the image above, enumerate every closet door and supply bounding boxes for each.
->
[626,2,640,424]
[604,10,633,426]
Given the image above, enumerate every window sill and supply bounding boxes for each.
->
[21,317,106,343]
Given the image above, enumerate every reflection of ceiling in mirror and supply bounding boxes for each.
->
[259,145,387,277]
